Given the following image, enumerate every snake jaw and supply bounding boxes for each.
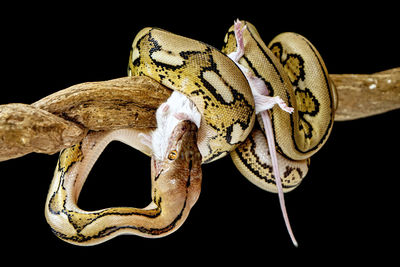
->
[152,91,201,162]
[153,119,190,174]
[151,120,202,210]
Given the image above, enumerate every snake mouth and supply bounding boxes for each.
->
[152,119,199,176]
[167,120,201,167]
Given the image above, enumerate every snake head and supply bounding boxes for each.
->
[151,120,202,208]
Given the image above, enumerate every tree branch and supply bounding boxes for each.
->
[331,68,400,121]
[1,68,399,162]
[0,76,171,161]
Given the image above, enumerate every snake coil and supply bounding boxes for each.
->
[44,20,336,246]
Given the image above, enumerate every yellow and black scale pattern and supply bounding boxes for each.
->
[44,21,337,246]
[128,27,256,164]
[45,143,191,244]
[232,126,309,191]
[223,21,335,191]
[269,39,332,148]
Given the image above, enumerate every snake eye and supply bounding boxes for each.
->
[168,150,178,160]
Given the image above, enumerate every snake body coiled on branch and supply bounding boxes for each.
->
[44,20,336,246]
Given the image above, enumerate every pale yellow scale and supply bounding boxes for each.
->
[129,27,256,164]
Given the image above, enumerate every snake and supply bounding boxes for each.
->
[45,20,336,246]
[45,121,201,245]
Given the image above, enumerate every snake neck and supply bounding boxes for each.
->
[45,121,202,245]
[151,120,202,211]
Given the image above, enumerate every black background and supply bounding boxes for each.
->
[1,2,399,264]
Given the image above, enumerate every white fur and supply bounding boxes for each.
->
[227,21,294,115]
[152,91,201,161]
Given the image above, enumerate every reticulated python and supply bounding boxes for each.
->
[45,20,336,246]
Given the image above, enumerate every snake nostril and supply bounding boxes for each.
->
[184,150,195,161]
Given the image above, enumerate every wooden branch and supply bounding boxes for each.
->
[0,103,87,161]
[0,68,399,162]
[32,76,172,130]
[332,68,400,121]
[0,76,171,161]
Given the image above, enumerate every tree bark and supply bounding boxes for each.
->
[0,68,399,162]
[331,68,400,121]
[0,76,171,161]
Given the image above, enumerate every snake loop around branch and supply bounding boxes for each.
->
[0,19,399,247]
